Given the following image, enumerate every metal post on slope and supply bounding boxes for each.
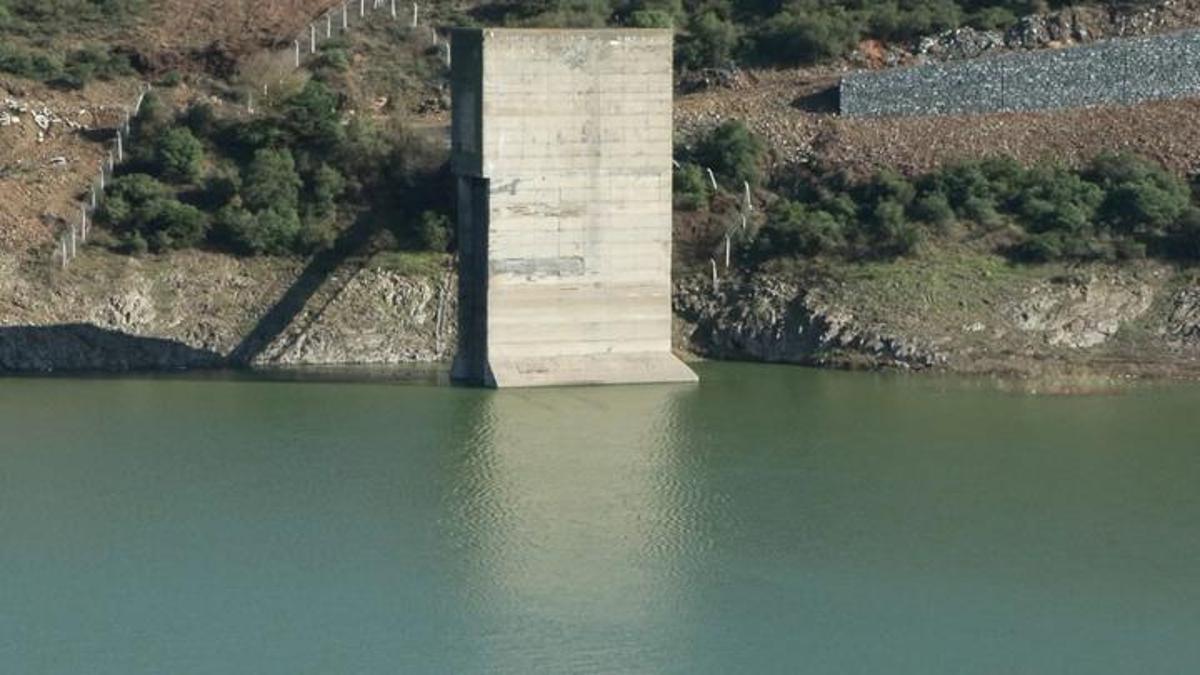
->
[116,130,123,163]
[81,204,88,242]
[360,0,365,18]
[412,2,418,28]
[69,224,76,259]
[98,167,105,191]
[744,181,752,212]
[60,237,67,270]
[294,40,301,68]
[90,184,97,209]
[444,42,451,68]
[391,0,396,19]
[710,258,719,292]
[327,12,332,38]
[311,24,317,54]
[707,167,719,191]
[724,234,731,269]
[343,3,349,30]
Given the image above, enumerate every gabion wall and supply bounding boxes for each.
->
[840,30,1200,117]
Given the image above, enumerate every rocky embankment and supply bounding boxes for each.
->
[675,257,1200,380]
[4,249,1200,381]
[0,250,454,373]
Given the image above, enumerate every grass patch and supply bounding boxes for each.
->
[367,251,450,277]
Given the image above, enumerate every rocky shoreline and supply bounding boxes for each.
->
[3,250,1200,382]
[675,257,1200,381]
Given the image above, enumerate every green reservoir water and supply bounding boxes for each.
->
[2,363,1199,674]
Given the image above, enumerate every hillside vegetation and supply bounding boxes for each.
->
[457,0,1159,68]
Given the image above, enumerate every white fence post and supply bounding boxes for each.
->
[61,238,67,269]
[412,2,418,27]
[81,204,88,242]
[294,40,301,68]
[707,167,719,191]
[116,130,123,163]
[343,2,349,29]
[360,0,364,17]
[327,12,332,37]
[744,181,752,212]
[311,24,317,54]
[724,234,731,269]
[391,0,396,19]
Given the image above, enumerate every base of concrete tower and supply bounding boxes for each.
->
[453,352,698,388]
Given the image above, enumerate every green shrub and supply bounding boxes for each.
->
[279,80,343,148]
[673,162,709,210]
[694,120,764,188]
[99,174,170,229]
[1086,153,1191,237]
[749,10,859,66]
[242,148,302,213]
[154,127,205,183]
[630,9,673,27]
[677,10,738,70]
[757,200,845,257]
[138,199,209,251]
[417,211,453,251]
[868,199,921,256]
[910,191,955,228]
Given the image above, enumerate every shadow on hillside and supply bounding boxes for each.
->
[0,324,222,373]
[227,213,380,366]
[792,85,840,113]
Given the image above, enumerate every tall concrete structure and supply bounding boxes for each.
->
[450,29,697,388]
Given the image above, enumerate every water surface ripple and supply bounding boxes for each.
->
[1,364,1198,673]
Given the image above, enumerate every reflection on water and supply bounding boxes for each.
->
[444,384,701,672]
[1,364,1199,673]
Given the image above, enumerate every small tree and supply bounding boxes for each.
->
[154,127,205,183]
[242,148,302,213]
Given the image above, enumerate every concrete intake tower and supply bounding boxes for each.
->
[450,28,697,388]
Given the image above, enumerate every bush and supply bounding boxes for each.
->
[214,204,300,255]
[673,162,709,210]
[138,199,209,251]
[910,191,955,228]
[279,80,343,148]
[242,148,301,213]
[1086,153,1191,237]
[417,211,453,251]
[99,174,171,229]
[694,121,764,188]
[757,200,845,257]
[749,10,859,66]
[154,127,205,183]
[677,10,739,70]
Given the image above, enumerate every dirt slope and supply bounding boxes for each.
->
[135,0,347,55]
[676,68,1200,180]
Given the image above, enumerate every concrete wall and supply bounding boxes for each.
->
[450,28,696,387]
[841,29,1200,117]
